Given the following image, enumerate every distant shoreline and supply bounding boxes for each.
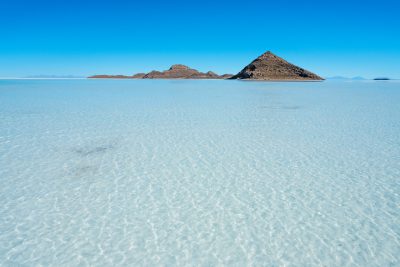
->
[87,77,324,82]
[0,78,86,80]
[0,77,400,82]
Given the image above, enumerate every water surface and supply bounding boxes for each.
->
[0,79,399,266]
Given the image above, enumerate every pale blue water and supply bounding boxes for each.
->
[0,79,399,266]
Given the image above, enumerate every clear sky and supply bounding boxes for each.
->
[1,0,399,78]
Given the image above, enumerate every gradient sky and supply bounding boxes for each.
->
[1,0,399,78]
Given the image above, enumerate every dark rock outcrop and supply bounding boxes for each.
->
[230,51,323,81]
[220,74,234,79]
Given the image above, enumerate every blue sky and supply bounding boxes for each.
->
[0,0,399,78]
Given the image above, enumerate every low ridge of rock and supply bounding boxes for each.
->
[132,73,146,79]
[90,65,232,79]
[141,66,232,79]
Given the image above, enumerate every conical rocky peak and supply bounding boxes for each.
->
[231,51,323,81]
[259,50,274,58]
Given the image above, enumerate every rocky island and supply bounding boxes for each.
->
[230,51,323,81]
[89,65,233,79]
[88,51,323,81]
[373,77,390,80]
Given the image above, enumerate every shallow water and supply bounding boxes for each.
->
[0,79,399,266]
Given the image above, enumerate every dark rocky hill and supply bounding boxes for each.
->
[230,51,323,81]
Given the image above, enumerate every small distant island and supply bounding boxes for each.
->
[88,51,324,81]
[373,77,390,80]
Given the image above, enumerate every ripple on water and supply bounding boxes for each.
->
[0,80,399,266]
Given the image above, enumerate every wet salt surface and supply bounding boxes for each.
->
[0,79,399,266]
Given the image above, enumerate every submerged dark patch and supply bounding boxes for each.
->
[73,144,115,156]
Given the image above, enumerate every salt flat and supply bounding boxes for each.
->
[0,79,399,266]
